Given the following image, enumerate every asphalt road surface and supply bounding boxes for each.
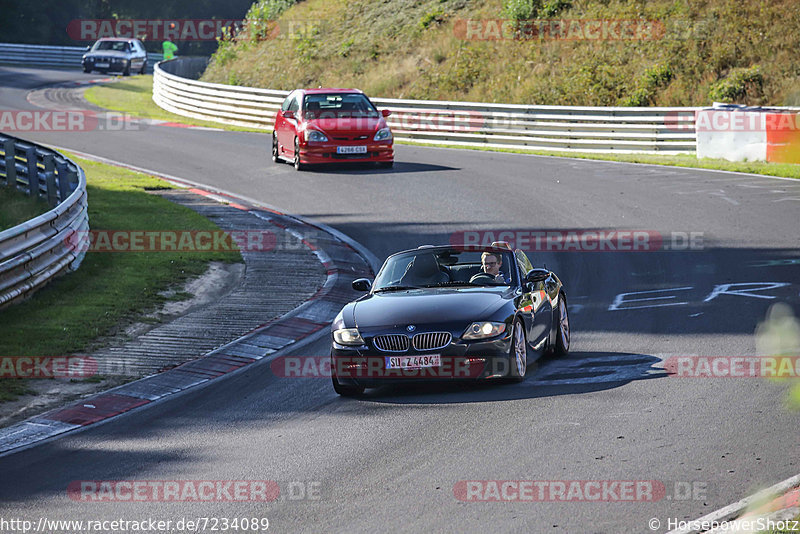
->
[0,66,798,533]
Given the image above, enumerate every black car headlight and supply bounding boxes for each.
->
[462,322,506,340]
[333,328,364,346]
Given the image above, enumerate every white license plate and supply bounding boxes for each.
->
[337,146,367,154]
[385,354,441,369]
[95,62,109,68]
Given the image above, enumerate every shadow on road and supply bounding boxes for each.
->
[357,351,666,404]
[296,161,459,174]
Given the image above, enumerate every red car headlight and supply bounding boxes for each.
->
[374,128,392,142]
[306,129,328,142]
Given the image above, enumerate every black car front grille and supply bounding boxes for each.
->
[373,334,410,352]
[412,332,452,351]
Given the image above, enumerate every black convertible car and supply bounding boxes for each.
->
[330,243,570,396]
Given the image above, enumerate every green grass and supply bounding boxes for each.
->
[0,187,51,232]
[399,140,800,179]
[0,155,242,402]
[83,75,263,132]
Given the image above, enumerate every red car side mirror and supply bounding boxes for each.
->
[381,109,391,117]
[283,110,295,119]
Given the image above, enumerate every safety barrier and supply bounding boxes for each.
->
[0,134,89,308]
[0,42,162,73]
[153,57,699,154]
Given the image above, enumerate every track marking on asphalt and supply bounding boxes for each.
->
[703,282,791,302]
[608,287,693,311]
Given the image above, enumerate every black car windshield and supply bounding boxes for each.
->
[372,248,517,291]
[92,41,130,52]
[303,93,378,118]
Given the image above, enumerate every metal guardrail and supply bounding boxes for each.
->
[0,42,162,73]
[154,57,699,154]
[0,134,89,308]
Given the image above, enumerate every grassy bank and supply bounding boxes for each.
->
[0,155,242,402]
[0,187,50,232]
[83,75,261,132]
[202,0,800,107]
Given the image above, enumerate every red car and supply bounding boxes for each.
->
[272,88,394,170]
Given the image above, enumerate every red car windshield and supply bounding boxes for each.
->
[303,93,379,119]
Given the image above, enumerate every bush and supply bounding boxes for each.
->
[503,0,542,21]
[503,0,570,20]
[244,0,299,41]
[708,66,764,102]
[419,9,445,29]
[539,0,571,18]
[621,64,674,106]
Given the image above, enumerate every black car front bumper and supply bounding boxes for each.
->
[331,332,514,388]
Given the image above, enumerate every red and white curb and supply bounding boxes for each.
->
[667,473,800,533]
[0,151,377,457]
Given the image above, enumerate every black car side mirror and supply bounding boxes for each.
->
[283,110,295,119]
[525,268,550,284]
[352,278,372,292]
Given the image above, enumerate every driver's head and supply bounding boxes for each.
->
[481,252,501,276]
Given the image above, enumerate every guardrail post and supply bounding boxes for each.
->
[43,153,57,206]
[3,138,16,190]
[55,160,68,203]
[24,146,38,197]
[58,163,77,202]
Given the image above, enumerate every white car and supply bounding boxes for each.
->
[82,38,147,76]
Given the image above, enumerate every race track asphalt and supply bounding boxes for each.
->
[0,66,798,533]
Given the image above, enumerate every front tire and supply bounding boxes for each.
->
[332,371,364,397]
[552,294,570,356]
[122,64,131,76]
[293,138,304,171]
[508,319,527,382]
[139,60,147,75]
[272,133,281,163]
[83,66,92,73]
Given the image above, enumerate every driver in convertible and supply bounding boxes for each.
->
[477,251,510,284]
